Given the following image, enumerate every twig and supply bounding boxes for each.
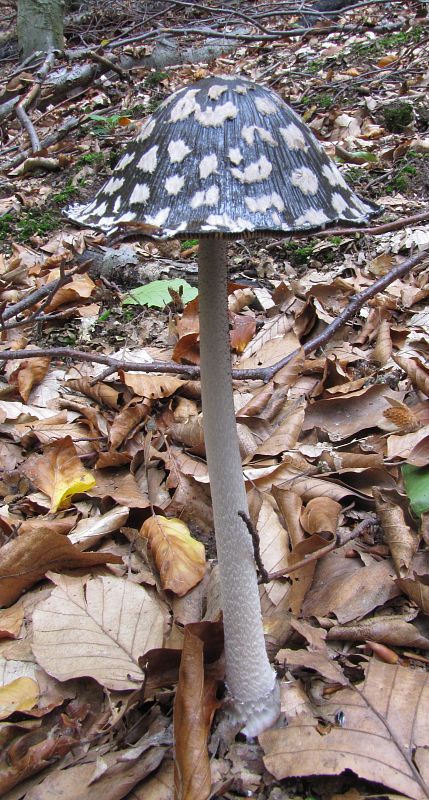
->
[14,105,40,152]
[238,510,270,583]
[0,262,88,324]
[0,249,426,380]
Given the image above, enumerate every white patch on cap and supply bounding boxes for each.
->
[137,117,156,142]
[145,207,170,226]
[93,201,107,217]
[228,147,243,165]
[271,211,282,225]
[254,96,277,115]
[203,213,249,232]
[190,185,220,208]
[199,154,218,179]
[231,155,272,184]
[351,196,371,214]
[234,84,248,94]
[113,197,121,213]
[245,192,285,212]
[168,139,192,163]
[78,200,97,218]
[295,209,329,227]
[116,152,135,170]
[208,84,228,100]
[322,163,347,188]
[241,125,277,146]
[165,174,185,195]
[129,183,150,204]
[136,145,158,173]
[117,211,137,223]
[279,124,308,151]
[194,100,238,127]
[104,177,125,195]
[291,167,319,195]
[331,192,349,214]
[98,217,117,229]
[170,89,199,122]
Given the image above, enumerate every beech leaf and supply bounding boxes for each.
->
[32,573,167,690]
[260,660,429,800]
[22,435,96,512]
[140,515,206,596]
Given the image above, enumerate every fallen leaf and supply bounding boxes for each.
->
[0,529,122,606]
[140,516,206,596]
[0,677,39,720]
[33,573,167,690]
[260,660,429,800]
[22,436,96,512]
[174,625,218,800]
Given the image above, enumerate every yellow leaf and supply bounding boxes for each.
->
[22,436,96,512]
[0,677,39,720]
[140,516,206,596]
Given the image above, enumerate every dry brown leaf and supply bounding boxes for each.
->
[33,573,166,690]
[272,488,305,548]
[174,626,217,800]
[109,401,151,449]
[327,616,429,649]
[303,385,404,439]
[260,660,429,800]
[133,758,174,800]
[230,312,256,353]
[302,552,399,623]
[44,273,95,311]
[372,319,393,366]
[374,489,419,578]
[140,516,206,596]
[22,436,96,512]
[65,378,119,409]
[256,497,289,605]
[8,357,51,403]
[121,372,187,399]
[387,426,429,462]
[301,497,342,536]
[250,405,305,458]
[275,648,347,685]
[394,354,429,397]
[19,741,167,800]
[0,529,122,606]
[88,469,150,508]
[0,601,24,639]
[0,677,39,720]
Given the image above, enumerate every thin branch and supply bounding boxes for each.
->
[14,105,40,152]
[238,510,270,583]
[0,249,426,380]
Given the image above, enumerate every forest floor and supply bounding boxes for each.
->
[1,1,429,799]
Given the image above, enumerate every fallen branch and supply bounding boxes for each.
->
[0,248,426,380]
[14,105,40,152]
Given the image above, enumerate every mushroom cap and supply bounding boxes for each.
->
[67,75,380,239]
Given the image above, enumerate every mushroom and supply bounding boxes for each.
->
[67,75,379,736]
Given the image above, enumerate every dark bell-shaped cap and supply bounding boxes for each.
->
[67,75,380,238]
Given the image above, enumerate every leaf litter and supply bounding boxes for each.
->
[1,1,429,798]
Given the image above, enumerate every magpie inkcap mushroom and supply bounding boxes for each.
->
[67,75,379,737]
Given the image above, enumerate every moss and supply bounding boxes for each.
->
[382,102,414,133]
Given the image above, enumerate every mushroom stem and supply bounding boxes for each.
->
[198,238,280,736]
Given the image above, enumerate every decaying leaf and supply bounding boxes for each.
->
[260,660,429,800]
[0,529,122,606]
[140,515,206,596]
[33,573,167,690]
[174,625,218,800]
[0,677,39,719]
[22,435,96,512]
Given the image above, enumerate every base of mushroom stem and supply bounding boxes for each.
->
[224,675,281,738]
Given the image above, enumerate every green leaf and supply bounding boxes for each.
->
[402,464,429,515]
[123,279,198,309]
